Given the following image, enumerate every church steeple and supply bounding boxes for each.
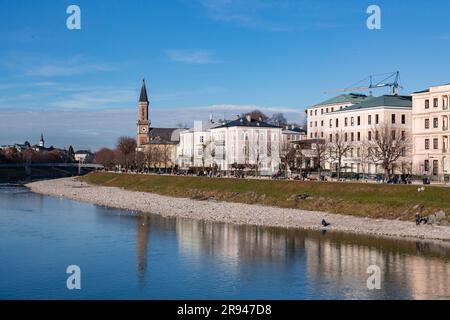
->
[139,79,149,103]
[39,132,45,148]
[137,79,150,148]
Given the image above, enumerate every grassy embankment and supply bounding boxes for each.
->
[80,172,450,222]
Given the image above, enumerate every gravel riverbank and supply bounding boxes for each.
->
[26,177,450,241]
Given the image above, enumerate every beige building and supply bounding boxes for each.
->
[411,84,450,181]
[306,94,370,140]
[306,94,412,176]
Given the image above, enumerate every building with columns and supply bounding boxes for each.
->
[411,84,450,181]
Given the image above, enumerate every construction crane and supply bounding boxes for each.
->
[327,71,403,96]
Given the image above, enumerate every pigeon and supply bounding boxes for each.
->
[321,219,331,227]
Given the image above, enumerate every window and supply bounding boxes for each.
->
[401,131,405,140]
[401,114,406,124]
[310,133,313,138]
[321,120,324,127]
[315,121,317,127]
[391,130,396,140]
[336,119,339,127]
[433,118,438,128]
[425,139,430,150]
[326,108,329,113]
[315,110,318,116]
[329,119,332,128]
[200,136,204,143]
[357,132,361,141]
[357,116,361,126]
[344,132,348,142]
[425,119,430,129]
[345,118,348,126]
[392,114,396,124]
[310,122,313,127]
[315,132,318,138]
[368,131,372,141]
[434,138,439,149]
[434,98,439,108]
[321,109,324,115]
[368,115,372,125]
[351,132,354,141]
[331,107,334,112]
[433,160,439,176]
[375,131,379,140]
[351,117,354,126]
[329,134,333,142]
[321,132,324,138]
[375,114,379,124]
[424,160,430,172]
[425,99,429,109]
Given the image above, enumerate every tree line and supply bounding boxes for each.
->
[94,136,173,172]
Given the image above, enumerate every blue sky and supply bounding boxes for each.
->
[1,0,450,150]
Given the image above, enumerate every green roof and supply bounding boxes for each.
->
[333,95,412,112]
[314,93,370,107]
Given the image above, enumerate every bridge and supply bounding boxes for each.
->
[0,163,104,182]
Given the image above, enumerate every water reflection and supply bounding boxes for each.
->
[1,184,449,299]
[136,214,450,299]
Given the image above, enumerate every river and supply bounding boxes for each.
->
[0,183,449,299]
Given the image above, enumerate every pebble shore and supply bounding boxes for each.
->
[26,177,450,241]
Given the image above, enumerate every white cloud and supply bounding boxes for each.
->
[165,49,218,64]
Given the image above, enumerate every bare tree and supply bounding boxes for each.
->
[327,130,353,179]
[116,136,137,170]
[367,122,411,180]
[356,140,370,177]
[312,140,328,177]
[270,113,287,127]
[94,148,116,169]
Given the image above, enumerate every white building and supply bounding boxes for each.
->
[411,84,450,181]
[210,115,282,175]
[177,120,219,169]
[306,94,413,176]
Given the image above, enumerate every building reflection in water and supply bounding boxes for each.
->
[132,213,450,299]
[136,215,151,285]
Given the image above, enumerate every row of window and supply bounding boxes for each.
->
[424,138,445,150]
[328,130,406,143]
[424,159,439,176]
[309,105,349,117]
[309,114,406,129]
[424,97,449,109]
[423,117,447,129]
[331,146,406,158]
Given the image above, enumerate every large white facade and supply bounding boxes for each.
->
[411,84,450,181]
[176,116,283,175]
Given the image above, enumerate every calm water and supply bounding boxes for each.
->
[0,183,449,300]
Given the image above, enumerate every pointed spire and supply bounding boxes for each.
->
[139,78,149,103]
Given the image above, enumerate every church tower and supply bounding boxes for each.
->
[39,133,45,148]
[137,79,150,147]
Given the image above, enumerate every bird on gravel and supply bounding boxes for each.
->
[321,219,331,227]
